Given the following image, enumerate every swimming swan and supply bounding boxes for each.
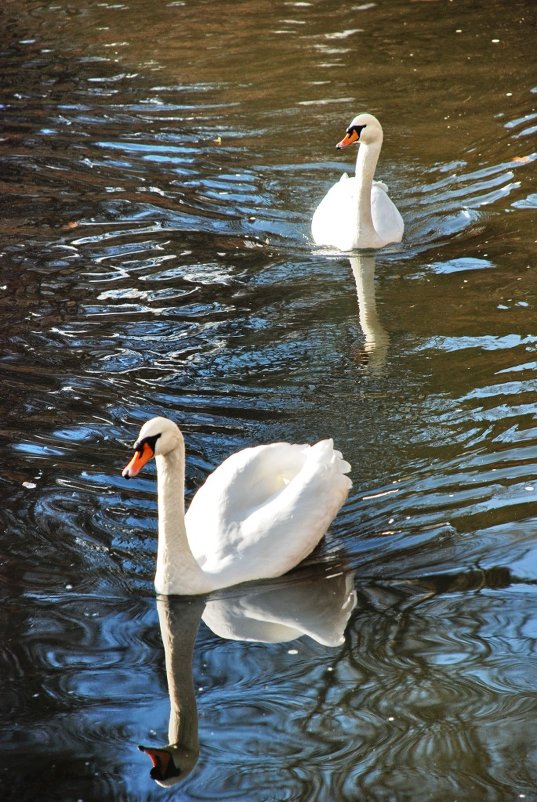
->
[122,417,352,595]
[311,112,404,251]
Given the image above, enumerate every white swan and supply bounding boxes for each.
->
[122,417,352,595]
[311,112,404,251]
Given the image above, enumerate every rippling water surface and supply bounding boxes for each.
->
[1,0,537,799]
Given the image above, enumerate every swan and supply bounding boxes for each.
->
[122,416,352,595]
[311,112,404,251]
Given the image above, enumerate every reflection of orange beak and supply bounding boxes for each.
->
[122,441,154,479]
[336,129,360,150]
[139,745,178,781]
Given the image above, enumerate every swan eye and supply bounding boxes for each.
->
[135,433,161,455]
[347,124,366,138]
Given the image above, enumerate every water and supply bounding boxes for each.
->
[1,0,537,799]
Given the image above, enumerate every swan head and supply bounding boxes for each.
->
[336,112,383,150]
[122,416,183,479]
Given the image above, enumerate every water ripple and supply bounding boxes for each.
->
[2,1,537,800]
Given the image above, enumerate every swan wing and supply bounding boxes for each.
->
[185,440,351,587]
[371,181,404,245]
[311,174,357,250]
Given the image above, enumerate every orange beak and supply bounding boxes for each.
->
[122,441,154,479]
[336,129,360,150]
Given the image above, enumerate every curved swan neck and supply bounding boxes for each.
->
[354,139,382,244]
[154,446,211,595]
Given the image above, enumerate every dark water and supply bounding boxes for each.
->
[1,0,537,799]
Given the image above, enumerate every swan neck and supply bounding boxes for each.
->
[155,447,210,595]
[355,140,381,241]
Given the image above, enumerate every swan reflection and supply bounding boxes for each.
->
[349,254,389,374]
[139,566,356,786]
[139,596,203,786]
[138,563,518,787]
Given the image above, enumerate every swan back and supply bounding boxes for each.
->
[185,439,351,587]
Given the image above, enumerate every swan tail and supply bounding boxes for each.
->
[373,179,389,193]
[310,438,352,498]
[311,438,351,476]
[332,446,352,475]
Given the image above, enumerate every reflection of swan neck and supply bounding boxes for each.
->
[141,597,205,786]
[159,598,202,751]
[351,255,379,334]
[349,255,389,372]
[155,450,212,595]
[355,140,382,244]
